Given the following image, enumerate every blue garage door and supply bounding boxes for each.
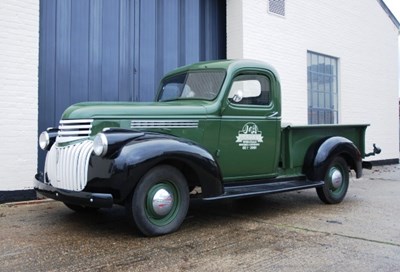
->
[38,0,226,170]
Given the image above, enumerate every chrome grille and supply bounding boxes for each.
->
[45,140,93,191]
[57,119,93,143]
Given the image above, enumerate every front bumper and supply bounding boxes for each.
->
[34,174,114,208]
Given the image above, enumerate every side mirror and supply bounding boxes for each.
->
[232,90,243,103]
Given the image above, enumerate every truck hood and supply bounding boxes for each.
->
[61,101,211,120]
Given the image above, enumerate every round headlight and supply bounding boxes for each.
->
[93,133,108,157]
[39,131,50,150]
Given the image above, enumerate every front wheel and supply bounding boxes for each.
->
[127,165,189,236]
[316,156,349,204]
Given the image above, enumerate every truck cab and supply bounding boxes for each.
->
[35,59,377,236]
[157,60,281,180]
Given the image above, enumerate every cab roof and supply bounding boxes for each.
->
[162,59,280,80]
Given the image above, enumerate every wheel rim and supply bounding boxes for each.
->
[327,165,346,196]
[145,181,180,226]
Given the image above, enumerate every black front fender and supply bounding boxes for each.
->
[86,133,224,203]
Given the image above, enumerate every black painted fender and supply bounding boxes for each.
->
[86,131,224,203]
[303,136,362,181]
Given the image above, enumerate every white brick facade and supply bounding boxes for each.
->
[0,0,39,190]
[227,0,399,161]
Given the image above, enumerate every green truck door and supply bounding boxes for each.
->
[218,72,280,181]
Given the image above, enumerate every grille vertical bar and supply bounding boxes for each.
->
[45,140,93,191]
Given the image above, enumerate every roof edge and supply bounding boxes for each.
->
[378,0,400,31]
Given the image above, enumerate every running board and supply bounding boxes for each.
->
[203,180,324,201]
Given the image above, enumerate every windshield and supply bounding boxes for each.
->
[157,70,226,102]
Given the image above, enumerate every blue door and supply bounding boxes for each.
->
[38,0,226,171]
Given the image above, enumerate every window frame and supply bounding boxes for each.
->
[227,73,272,107]
[307,51,339,124]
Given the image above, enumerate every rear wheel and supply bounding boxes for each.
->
[316,156,349,204]
[127,165,189,236]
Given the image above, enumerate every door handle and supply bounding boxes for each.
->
[267,112,279,118]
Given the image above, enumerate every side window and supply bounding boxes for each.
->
[228,74,270,105]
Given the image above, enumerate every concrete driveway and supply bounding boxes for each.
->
[1,165,399,271]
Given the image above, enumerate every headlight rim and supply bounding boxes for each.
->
[39,131,50,150]
[93,133,108,157]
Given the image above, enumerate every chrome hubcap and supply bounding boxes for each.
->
[152,189,174,216]
[331,169,343,189]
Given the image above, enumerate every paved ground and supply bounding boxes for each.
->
[1,165,400,271]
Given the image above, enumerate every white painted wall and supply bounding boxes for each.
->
[227,0,399,161]
[0,0,39,190]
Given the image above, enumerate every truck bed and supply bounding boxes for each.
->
[280,124,368,174]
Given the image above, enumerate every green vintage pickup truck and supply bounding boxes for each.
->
[35,59,379,236]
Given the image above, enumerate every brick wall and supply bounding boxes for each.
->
[227,0,399,161]
[0,0,39,190]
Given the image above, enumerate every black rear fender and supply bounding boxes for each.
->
[303,136,362,181]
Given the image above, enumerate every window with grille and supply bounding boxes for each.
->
[269,0,285,16]
[307,51,339,124]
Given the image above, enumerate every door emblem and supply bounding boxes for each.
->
[236,122,263,150]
